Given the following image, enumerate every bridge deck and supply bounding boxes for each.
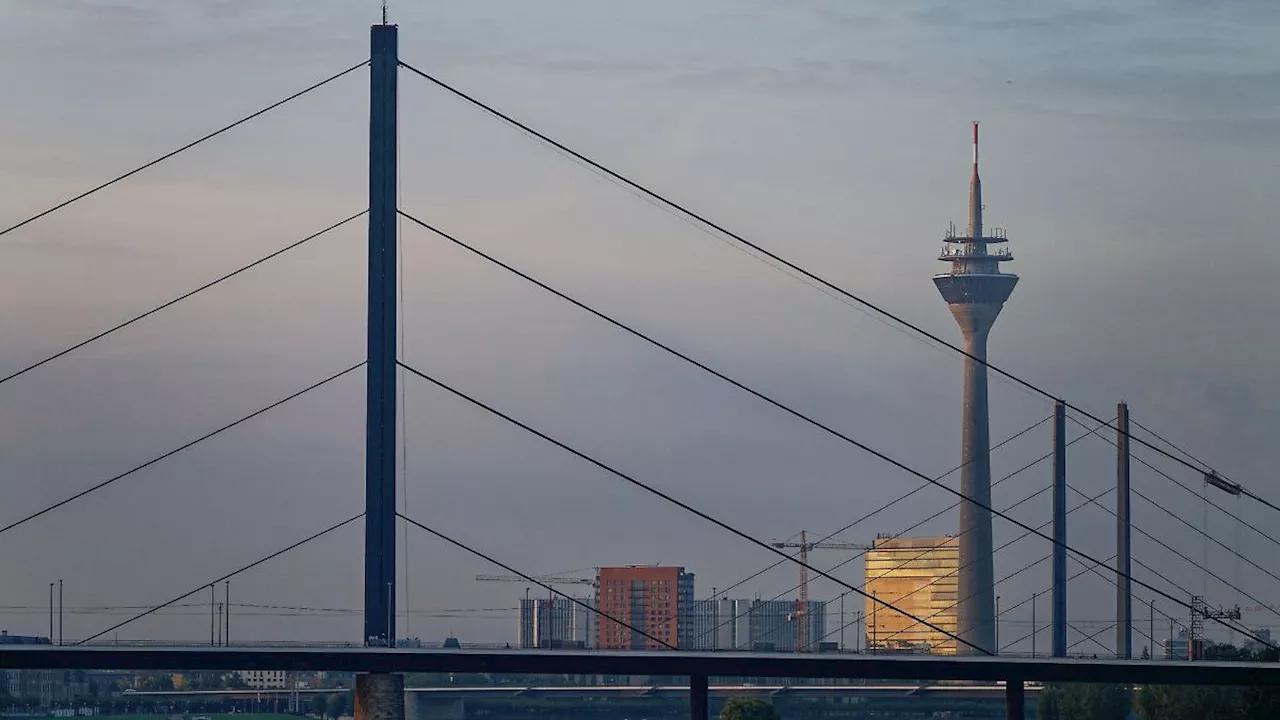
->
[0,647,1273,686]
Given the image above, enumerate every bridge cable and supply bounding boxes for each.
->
[1066,621,1119,656]
[895,472,1238,653]
[398,359,1270,652]
[998,553,1180,655]
[1130,418,1280,516]
[395,211,1091,646]
[705,428,1049,650]
[399,211,1054,650]
[861,483,1111,651]
[792,419,1113,650]
[745,481,1055,651]
[1066,622,1118,655]
[706,415,1048,612]
[1130,419,1212,474]
[396,360,988,655]
[395,61,1279,512]
[76,513,364,645]
[0,62,368,239]
[1087,418,1280,551]
[1063,416,1279,618]
[998,557,1190,657]
[400,208,1052,613]
[396,512,674,650]
[1065,481,1279,623]
[0,212,366,389]
[394,212,1270,651]
[0,362,365,537]
[991,553,1117,652]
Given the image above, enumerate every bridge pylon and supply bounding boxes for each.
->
[361,17,404,720]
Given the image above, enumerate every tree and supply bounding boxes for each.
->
[1038,683,1130,720]
[1136,684,1239,720]
[326,692,349,720]
[311,694,329,718]
[719,698,780,720]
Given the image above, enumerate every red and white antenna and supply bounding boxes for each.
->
[972,121,980,175]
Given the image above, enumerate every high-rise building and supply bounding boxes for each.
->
[933,123,1017,655]
[864,535,960,655]
[684,597,828,652]
[519,597,594,649]
[685,598,743,651]
[594,566,694,649]
[743,599,827,653]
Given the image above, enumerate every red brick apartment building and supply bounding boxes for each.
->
[595,566,695,650]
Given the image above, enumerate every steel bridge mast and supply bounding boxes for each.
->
[359,18,405,720]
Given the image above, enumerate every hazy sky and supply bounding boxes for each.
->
[1,0,1278,654]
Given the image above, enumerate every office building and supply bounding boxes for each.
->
[685,598,749,650]
[595,566,694,649]
[519,597,594,649]
[240,670,287,689]
[865,535,960,655]
[744,599,827,653]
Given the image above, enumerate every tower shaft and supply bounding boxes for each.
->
[952,308,997,655]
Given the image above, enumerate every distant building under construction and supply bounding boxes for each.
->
[519,597,595,649]
[865,536,959,655]
[684,598,827,652]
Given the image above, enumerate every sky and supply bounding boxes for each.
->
[0,0,1278,655]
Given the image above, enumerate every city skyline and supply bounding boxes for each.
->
[0,1,1278,653]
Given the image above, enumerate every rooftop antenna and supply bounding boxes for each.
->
[382,0,388,24]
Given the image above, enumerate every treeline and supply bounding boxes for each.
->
[1039,683,1280,720]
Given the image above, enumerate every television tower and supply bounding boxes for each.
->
[933,123,1018,655]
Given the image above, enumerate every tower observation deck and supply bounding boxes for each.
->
[933,123,1018,656]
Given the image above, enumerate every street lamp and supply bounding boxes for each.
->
[995,596,1001,654]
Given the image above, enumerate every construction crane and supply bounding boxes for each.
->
[770,531,871,651]
[475,574,597,587]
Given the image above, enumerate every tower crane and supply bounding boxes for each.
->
[770,531,872,651]
[475,574,597,588]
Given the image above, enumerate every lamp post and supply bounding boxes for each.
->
[995,596,1001,654]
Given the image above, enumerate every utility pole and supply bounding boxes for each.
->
[871,591,877,654]
[48,583,54,643]
[225,581,231,646]
[1116,402,1132,659]
[1052,401,1067,657]
[210,585,216,647]
[840,593,845,651]
[358,16,405,720]
[1031,592,1037,658]
[1149,600,1155,660]
[58,579,63,645]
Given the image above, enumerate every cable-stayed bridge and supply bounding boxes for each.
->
[2,20,1279,720]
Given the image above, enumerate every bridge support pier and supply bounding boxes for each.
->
[690,674,709,720]
[1005,678,1024,720]
[357,674,405,720]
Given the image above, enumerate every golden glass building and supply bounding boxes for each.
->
[865,535,960,654]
